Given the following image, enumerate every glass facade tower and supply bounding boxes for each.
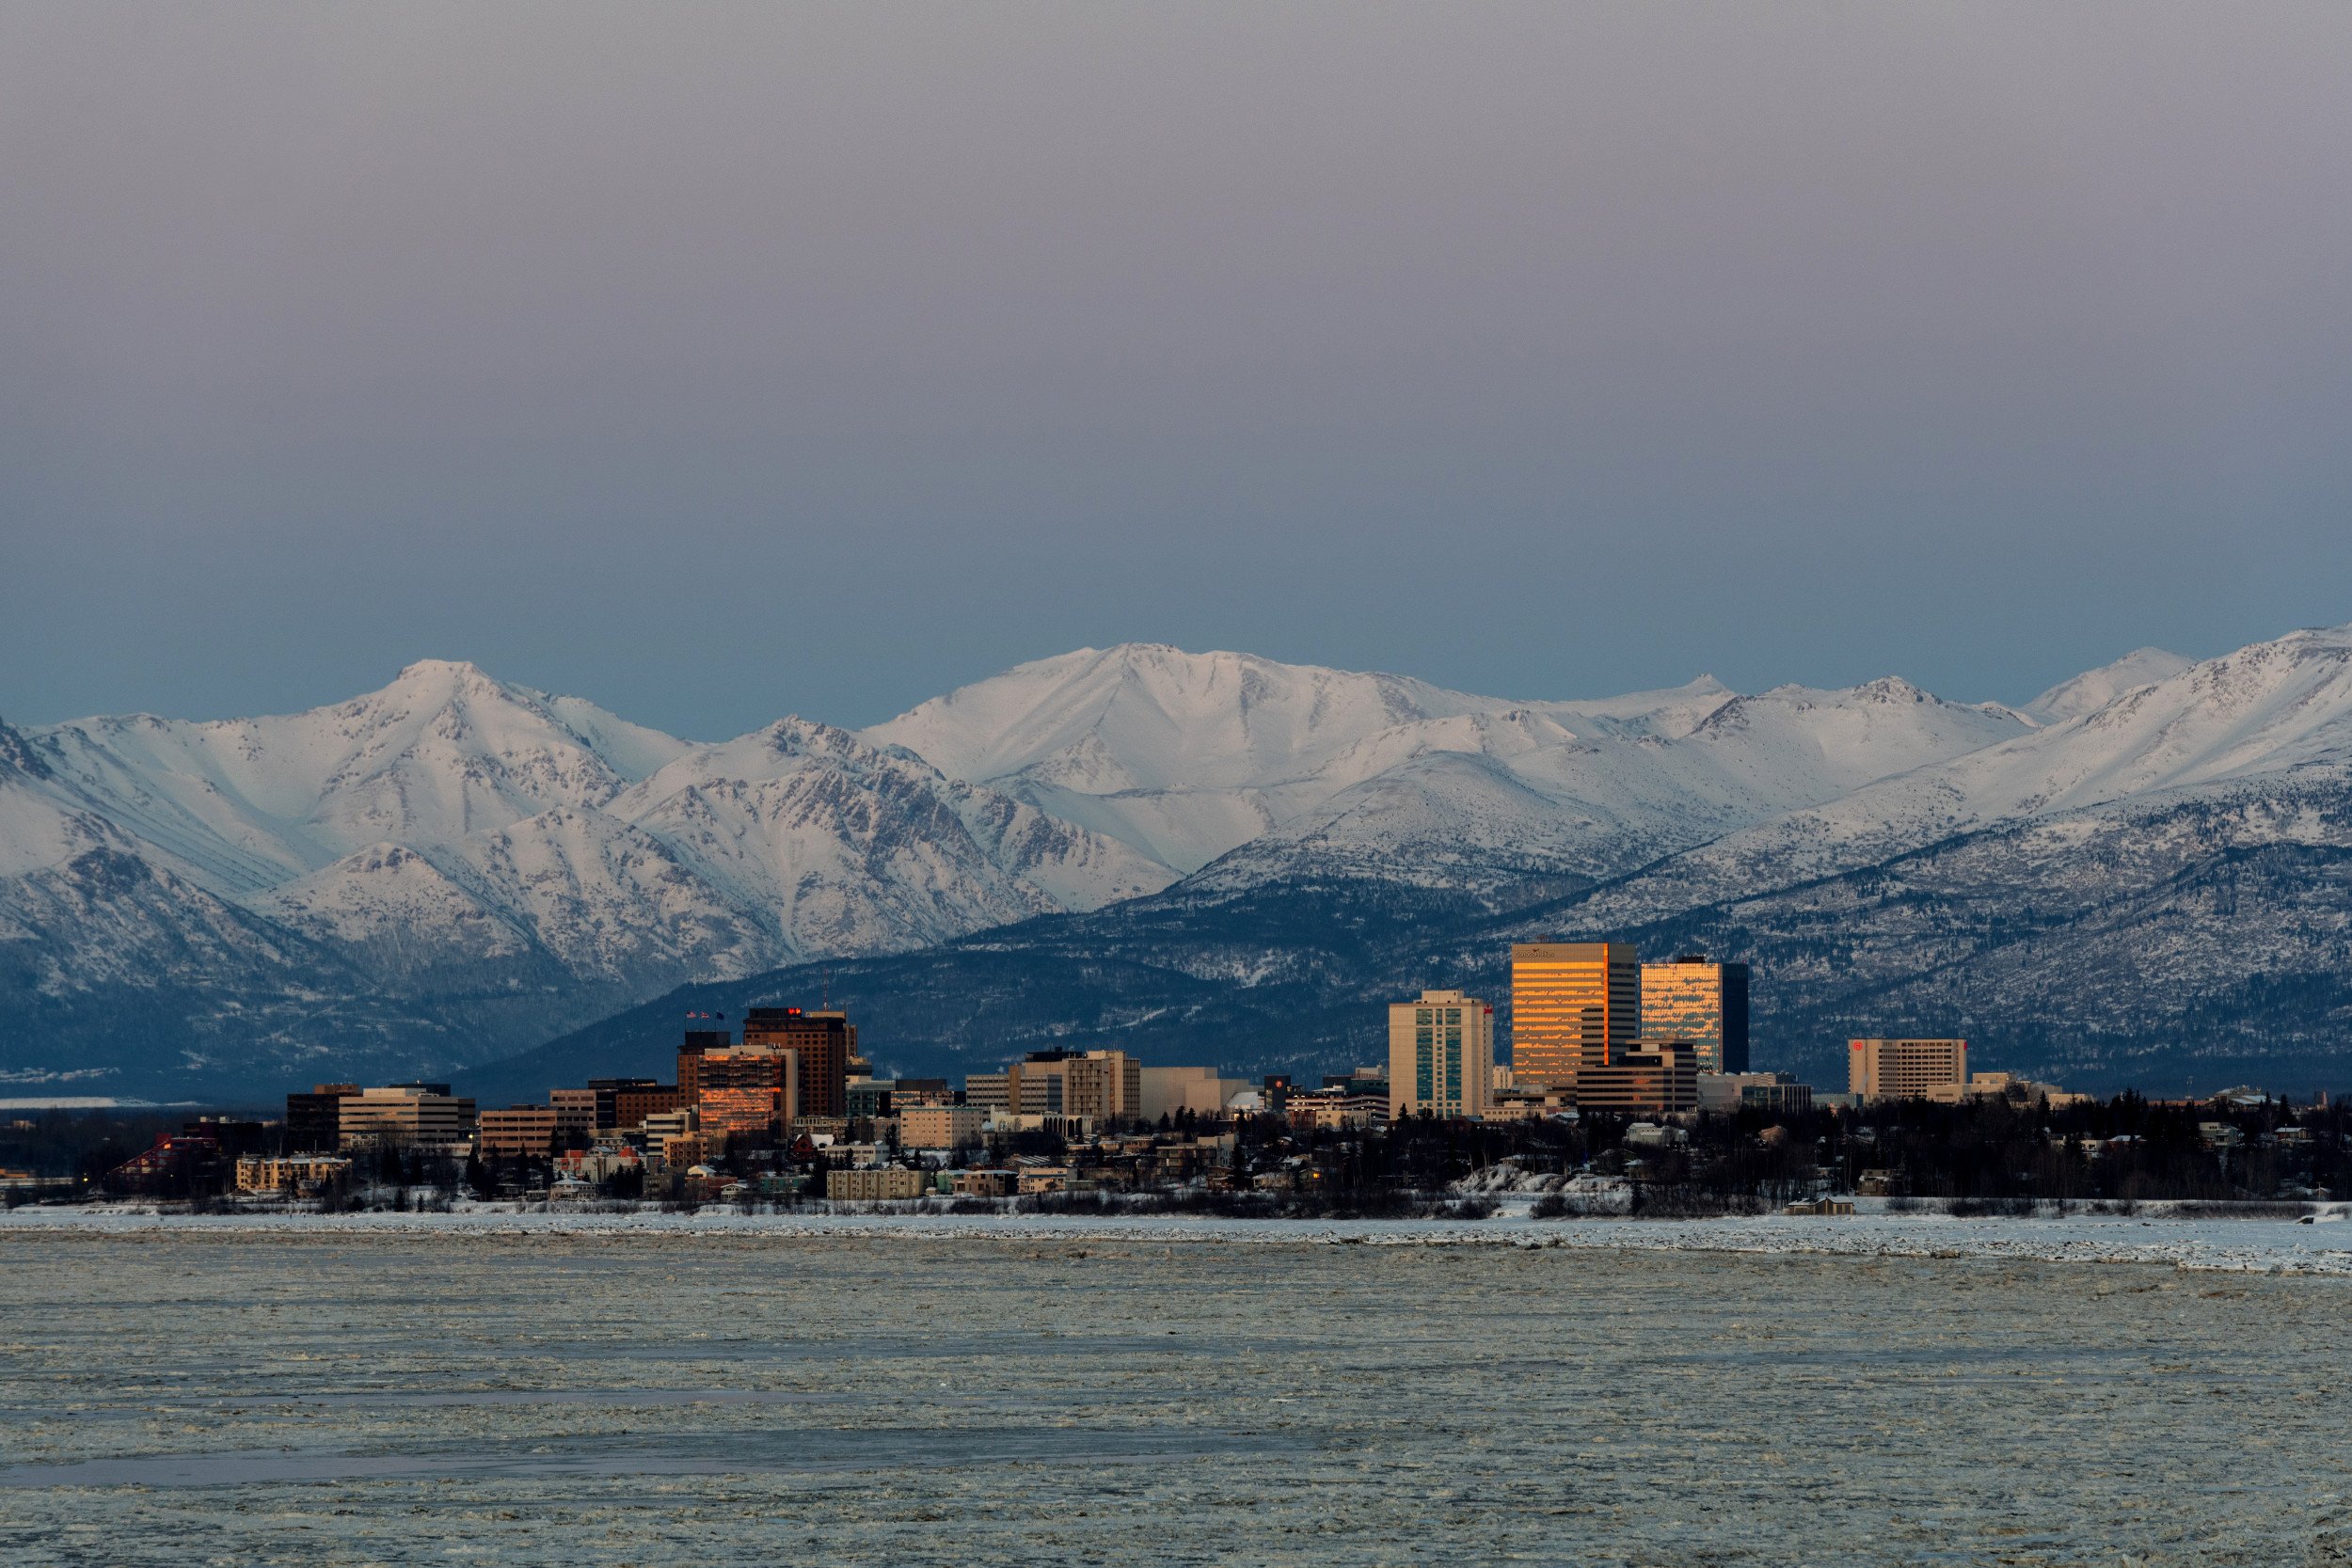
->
[1639,955,1751,1075]
[1509,942,1640,1089]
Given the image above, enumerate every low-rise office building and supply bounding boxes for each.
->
[549,1087,598,1146]
[1577,1042,1699,1115]
[1138,1066,1248,1122]
[477,1105,560,1158]
[900,1103,989,1149]
[286,1085,358,1152]
[1697,1072,1813,1115]
[337,1085,477,1150]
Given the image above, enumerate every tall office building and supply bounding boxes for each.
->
[1850,1038,1968,1102]
[676,1027,732,1105]
[1388,990,1495,1119]
[1640,955,1751,1074]
[285,1085,358,1153]
[741,1007,855,1118]
[1510,942,1640,1090]
[697,1046,802,1141]
[587,1077,666,1131]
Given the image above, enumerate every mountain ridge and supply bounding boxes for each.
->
[9,626,2352,1099]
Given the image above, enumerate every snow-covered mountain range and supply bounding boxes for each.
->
[8,626,2352,1097]
[0,661,1168,1092]
[865,644,2033,886]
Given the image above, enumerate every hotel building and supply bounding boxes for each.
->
[741,1007,855,1118]
[1849,1038,1969,1102]
[1510,942,1640,1091]
[1388,990,1495,1119]
[697,1045,803,1141]
[1640,955,1751,1074]
[675,1027,731,1104]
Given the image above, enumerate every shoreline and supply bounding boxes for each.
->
[6,1202,2349,1276]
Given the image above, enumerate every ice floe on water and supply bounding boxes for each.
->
[6,1202,2348,1275]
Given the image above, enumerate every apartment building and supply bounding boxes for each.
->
[825,1165,927,1201]
[233,1154,352,1194]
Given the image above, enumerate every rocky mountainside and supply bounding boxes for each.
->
[483,627,2352,1102]
[15,626,2352,1101]
[0,663,1168,1097]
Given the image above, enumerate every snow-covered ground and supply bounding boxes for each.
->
[8,1202,2347,1276]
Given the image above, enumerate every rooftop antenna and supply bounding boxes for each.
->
[823,968,831,1010]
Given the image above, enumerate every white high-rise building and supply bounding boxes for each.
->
[1388,990,1495,1119]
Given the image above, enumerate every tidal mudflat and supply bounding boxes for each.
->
[1,1229,2346,1566]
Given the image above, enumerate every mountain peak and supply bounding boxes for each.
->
[1852,675,1931,704]
[389,657,503,692]
[2025,647,2195,723]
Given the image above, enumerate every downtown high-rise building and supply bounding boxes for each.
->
[697,1045,802,1140]
[741,1007,856,1118]
[1388,990,1495,1118]
[1509,942,1639,1090]
[675,1026,731,1105]
[1640,955,1751,1074]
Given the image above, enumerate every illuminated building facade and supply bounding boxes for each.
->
[1640,955,1751,1074]
[742,1007,855,1118]
[1510,942,1640,1090]
[697,1046,802,1141]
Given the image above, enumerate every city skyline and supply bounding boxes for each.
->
[8,8,2345,1561]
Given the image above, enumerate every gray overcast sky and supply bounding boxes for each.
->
[4,2,2349,738]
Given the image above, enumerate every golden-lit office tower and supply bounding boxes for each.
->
[1849,1038,1968,1102]
[1387,990,1495,1118]
[1640,955,1751,1075]
[741,1007,855,1118]
[676,1026,731,1106]
[1510,942,1640,1090]
[697,1046,802,1141]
